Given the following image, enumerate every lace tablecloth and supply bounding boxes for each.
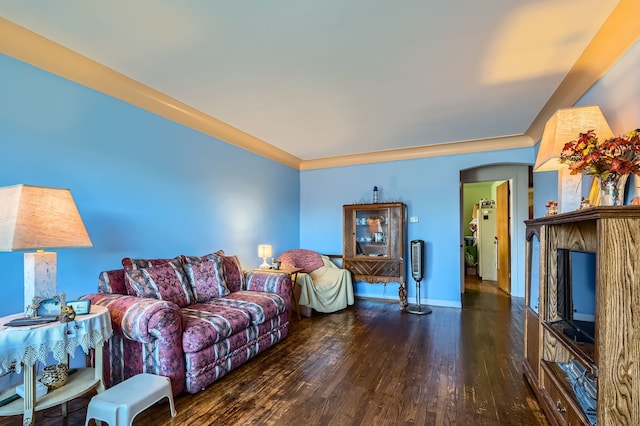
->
[0,305,113,374]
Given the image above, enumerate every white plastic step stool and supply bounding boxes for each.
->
[85,373,177,426]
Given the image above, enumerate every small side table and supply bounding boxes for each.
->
[254,267,303,320]
[0,305,113,425]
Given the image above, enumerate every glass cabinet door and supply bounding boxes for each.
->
[354,208,390,257]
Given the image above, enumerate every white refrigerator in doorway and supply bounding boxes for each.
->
[477,206,497,281]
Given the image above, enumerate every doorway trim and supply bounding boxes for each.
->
[460,163,532,298]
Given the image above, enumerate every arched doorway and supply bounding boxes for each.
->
[459,164,533,298]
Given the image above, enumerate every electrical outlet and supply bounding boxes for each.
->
[410,216,419,223]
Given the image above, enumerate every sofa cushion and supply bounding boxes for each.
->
[124,261,195,307]
[221,254,244,292]
[208,291,287,324]
[277,249,324,273]
[181,304,251,353]
[182,255,230,302]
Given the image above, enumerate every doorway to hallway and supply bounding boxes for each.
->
[459,164,533,301]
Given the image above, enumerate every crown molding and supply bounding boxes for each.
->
[525,0,640,143]
[0,17,302,170]
[299,134,535,170]
[3,6,630,172]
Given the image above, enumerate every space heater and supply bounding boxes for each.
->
[407,240,432,315]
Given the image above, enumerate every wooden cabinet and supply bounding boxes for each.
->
[524,207,640,425]
[523,224,542,390]
[342,202,407,310]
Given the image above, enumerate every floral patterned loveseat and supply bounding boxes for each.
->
[81,251,291,396]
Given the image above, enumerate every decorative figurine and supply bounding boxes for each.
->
[545,200,558,216]
[579,197,593,209]
[58,305,76,323]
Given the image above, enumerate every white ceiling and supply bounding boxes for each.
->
[0,1,621,161]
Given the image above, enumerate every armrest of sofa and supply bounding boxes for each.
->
[243,270,292,296]
[80,293,183,343]
[80,292,186,395]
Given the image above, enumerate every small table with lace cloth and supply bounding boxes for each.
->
[0,305,113,425]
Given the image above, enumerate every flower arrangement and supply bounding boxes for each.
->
[559,129,640,180]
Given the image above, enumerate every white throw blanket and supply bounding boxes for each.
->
[296,256,354,313]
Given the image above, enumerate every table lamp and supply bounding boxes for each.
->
[534,105,613,212]
[0,184,92,314]
[258,244,272,269]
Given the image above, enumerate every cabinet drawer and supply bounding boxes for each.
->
[344,258,402,280]
[541,363,589,425]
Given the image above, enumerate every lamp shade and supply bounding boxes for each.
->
[534,105,613,172]
[258,244,272,258]
[0,184,92,251]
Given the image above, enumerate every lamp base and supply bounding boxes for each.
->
[259,258,271,269]
[24,251,57,316]
[557,169,582,213]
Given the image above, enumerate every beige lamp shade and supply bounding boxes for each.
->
[258,244,272,258]
[258,244,273,269]
[534,105,613,172]
[534,105,614,213]
[0,184,92,251]
[0,184,92,314]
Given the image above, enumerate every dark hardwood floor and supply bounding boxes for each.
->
[1,276,548,425]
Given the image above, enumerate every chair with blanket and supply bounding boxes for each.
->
[277,249,354,316]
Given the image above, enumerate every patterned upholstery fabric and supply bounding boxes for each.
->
[184,312,288,393]
[80,292,185,395]
[277,248,324,273]
[122,256,177,270]
[181,304,251,353]
[245,270,292,295]
[182,253,230,301]
[121,256,191,296]
[124,262,195,307]
[207,291,287,325]
[221,254,245,292]
[82,256,291,396]
[98,270,127,295]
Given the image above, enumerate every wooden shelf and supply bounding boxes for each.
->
[544,321,595,372]
[0,368,99,416]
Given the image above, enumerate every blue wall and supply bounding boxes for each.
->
[300,149,535,307]
[0,54,300,316]
[2,37,638,316]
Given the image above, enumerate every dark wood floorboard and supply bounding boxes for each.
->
[0,276,548,425]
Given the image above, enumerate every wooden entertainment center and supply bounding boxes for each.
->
[524,207,640,425]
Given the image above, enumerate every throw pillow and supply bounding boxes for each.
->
[278,249,324,273]
[182,254,230,302]
[121,256,192,298]
[122,256,177,270]
[124,261,194,307]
